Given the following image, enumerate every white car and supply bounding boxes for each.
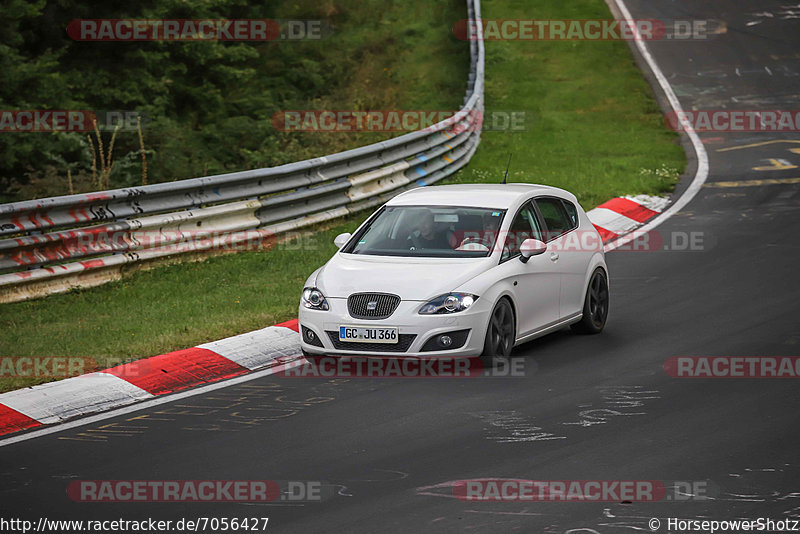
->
[298,183,609,363]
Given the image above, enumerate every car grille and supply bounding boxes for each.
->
[347,292,400,320]
[326,331,416,353]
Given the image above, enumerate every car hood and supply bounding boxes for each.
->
[316,253,492,301]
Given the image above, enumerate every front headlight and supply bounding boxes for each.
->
[302,287,329,310]
[418,293,478,314]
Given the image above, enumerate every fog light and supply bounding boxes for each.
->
[439,335,453,347]
[301,325,323,348]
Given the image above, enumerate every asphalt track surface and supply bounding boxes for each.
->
[3,1,800,532]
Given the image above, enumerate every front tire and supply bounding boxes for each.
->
[571,268,609,334]
[480,298,516,367]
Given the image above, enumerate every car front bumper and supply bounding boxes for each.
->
[298,297,491,358]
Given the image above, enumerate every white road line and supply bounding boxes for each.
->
[604,0,709,252]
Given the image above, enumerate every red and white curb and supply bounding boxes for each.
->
[586,194,669,245]
[0,195,668,440]
[0,320,301,437]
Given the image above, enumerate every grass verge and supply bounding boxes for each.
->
[0,0,685,393]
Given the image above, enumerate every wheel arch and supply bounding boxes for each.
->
[583,252,609,294]
[494,292,518,334]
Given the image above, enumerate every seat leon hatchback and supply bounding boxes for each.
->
[298,183,609,362]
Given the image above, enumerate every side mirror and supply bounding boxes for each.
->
[334,232,352,249]
[519,239,547,263]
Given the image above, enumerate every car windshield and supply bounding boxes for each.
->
[343,206,506,258]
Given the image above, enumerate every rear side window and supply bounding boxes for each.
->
[562,200,579,228]
[535,197,576,241]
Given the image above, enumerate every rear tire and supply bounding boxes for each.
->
[480,298,516,367]
[571,268,609,334]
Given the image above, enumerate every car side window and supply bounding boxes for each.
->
[501,202,543,262]
[535,197,575,241]
[561,200,579,229]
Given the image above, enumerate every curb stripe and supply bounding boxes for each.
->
[0,323,301,437]
[596,197,660,223]
[592,224,619,243]
[104,347,249,396]
[0,373,153,425]
[588,207,643,235]
[0,357,307,448]
[0,404,41,434]
[587,195,666,244]
[623,194,670,213]
[198,326,301,371]
[275,318,299,332]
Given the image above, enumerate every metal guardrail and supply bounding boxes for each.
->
[0,0,484,303]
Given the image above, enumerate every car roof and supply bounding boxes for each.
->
[387,183,573,209]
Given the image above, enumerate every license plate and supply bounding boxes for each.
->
[339,326,399,344]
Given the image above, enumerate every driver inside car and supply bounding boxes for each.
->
[407,209,455,250]
[459,211,501,251]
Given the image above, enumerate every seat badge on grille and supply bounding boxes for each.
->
[366,301,378,311]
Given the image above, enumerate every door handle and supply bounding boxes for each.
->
[550,252,559,262]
